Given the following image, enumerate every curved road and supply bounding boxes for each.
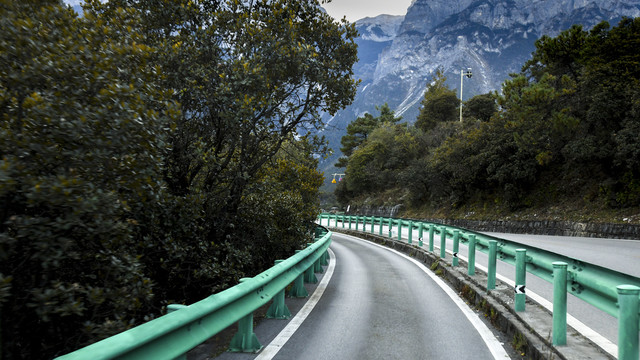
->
[215,232,511,360]
[330,219,640,357]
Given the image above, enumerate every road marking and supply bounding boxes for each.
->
[447,248,618,358]
[326,223,618,357]
[256,248,336,360]
[341,233,511,359]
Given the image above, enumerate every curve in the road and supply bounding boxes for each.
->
[257,233,511,360]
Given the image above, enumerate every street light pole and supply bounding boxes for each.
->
[459,68,472,122]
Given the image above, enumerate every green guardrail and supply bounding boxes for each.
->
[55,226,332,360]
[319,213,640,360]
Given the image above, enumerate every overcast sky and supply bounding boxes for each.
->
[322,0,413,22]
[63,0,414,24]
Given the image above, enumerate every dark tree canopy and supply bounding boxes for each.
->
[0,0,358,358]
[415,68,459,131]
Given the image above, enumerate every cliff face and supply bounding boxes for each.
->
[319,0,640,182]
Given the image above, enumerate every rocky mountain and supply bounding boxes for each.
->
[319,0,640,185]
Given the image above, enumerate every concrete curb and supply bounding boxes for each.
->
[331,228,613,360]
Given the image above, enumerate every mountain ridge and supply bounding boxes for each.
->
[319,0,640,187]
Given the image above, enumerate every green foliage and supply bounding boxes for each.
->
[335,103,401,167]
[463,93,498,122]
[415,68,459,131]
[335,105,408,201]
[0,1,178,358]
[1,0,357,358]
[335,17,640,212]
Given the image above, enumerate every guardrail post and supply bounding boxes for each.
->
[388,218,393,238]
[379,217,383,236]
[355,216,359,231]
[341,215,345,228]
[229,278,263,353]
[515,249,526,312]
[487,240,497,290]
[304,264,318,284]
[266,260,292,319]
[452,230,460,266]
[617,285,639,360]
[439,227,446,259]
[429,225,434,252]
[289,250,309,297]
[408,221,413,244]
[397,220,402,241]
[166,305,188,360]
[320,249,329,266]
[314,256,323,274]
[305,244,319,283]
[552,262,568,346]
[418,223,424,247]
[370,217,375,234]
[468,234,476,275]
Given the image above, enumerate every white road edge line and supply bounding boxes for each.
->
[450,249,618,358]
[255,248,336,360]
[340,233,511,359]
[331,222,618,358]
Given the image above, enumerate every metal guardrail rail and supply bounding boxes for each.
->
[319,213,640,360]
[55,226,332,360]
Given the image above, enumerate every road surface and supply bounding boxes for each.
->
[215,232,511,360]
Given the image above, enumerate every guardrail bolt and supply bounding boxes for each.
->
[515,249,527,312]
[229,278,263,353]
[617,285,640,360]
[487,240,498,290]
[552,262,568,346]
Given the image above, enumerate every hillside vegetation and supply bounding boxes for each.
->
[335,18,640,225]
[0,1,357,358]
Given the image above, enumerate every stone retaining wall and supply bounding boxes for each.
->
[345,205,640,240]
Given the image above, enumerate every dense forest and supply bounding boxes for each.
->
[0,0,357,358]
[335,18,640,223]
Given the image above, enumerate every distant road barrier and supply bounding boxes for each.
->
[55,226,332,360]
[319,213,640,360]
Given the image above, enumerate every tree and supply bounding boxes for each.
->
[341,122,419,200]
[0,1,178,358]
[415,68,459,131]
[86,0,359,298]
[1,0,359,357]
[335,103,401,167]
[463,93,498,122]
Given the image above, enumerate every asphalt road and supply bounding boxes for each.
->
[215,232,511,360]
[329,219,640,356]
